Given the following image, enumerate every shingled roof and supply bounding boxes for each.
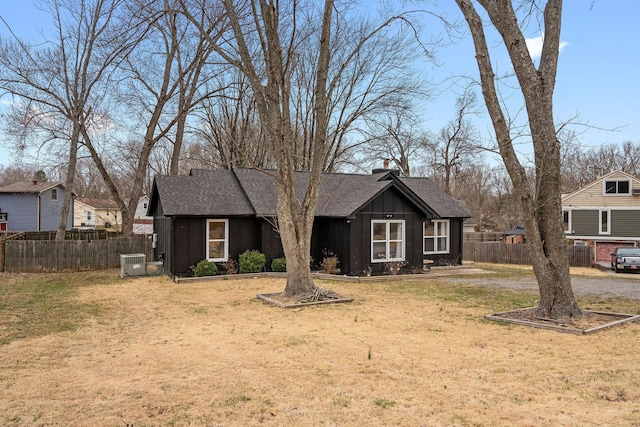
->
[0,181,65,193]
[150,168,470,219]
[399,176,472,218]
[76,197,119,210]
[152,170,255,216]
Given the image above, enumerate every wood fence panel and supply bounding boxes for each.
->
[463,232,502,242]
[3,237,154,273]
[463,242,592,268]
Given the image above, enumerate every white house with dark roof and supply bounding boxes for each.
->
[0,181,74,232]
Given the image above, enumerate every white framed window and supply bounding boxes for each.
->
[87,212,92,221]
[51,188,58,201]
[599,209,610,235]
[563,210,571,233]
[424,219,450,254]
[603,180,631,195]
[371,220,405,262]
[206,219,229,262]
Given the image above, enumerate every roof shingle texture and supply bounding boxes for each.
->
[153,168,470,219]
[76,197,119,210]
[0,181,63,193]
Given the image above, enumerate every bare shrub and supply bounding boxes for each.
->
[320,250,340,274]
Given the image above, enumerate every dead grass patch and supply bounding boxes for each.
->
[1,271,640,426]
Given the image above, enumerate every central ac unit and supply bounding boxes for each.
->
[120,254,147,278]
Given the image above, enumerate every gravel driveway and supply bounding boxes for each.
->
[432,267,640,300]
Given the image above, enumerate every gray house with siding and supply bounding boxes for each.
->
[0,181,74,232]
[562,170,640,263]
[148,167,470,277]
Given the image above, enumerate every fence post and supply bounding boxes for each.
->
[0,238,4,272]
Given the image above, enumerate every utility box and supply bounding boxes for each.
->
[120,254,146,278]
[146,261,164,276]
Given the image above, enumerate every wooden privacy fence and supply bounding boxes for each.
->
[463,242,593,268]
[1,237,154,273]
[463,232,502,242]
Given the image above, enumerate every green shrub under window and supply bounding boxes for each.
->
[239,250,266,274]
[195,260,218,276]
[271,257,287,272]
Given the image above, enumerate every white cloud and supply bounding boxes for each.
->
[526,34,568,61]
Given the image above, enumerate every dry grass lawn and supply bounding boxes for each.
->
[1,268,639,426]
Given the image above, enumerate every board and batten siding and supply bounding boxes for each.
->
[348,186,425,276]
[167,216,261,276]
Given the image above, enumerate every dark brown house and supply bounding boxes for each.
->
[148,167,470,277]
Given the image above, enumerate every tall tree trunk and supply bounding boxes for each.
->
[221,0,334,297]
[456,0,581,319]
[56,122,80,240]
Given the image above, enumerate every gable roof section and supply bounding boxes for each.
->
[399,175,471,218]
[150,168,470,219]
[0,181,65,194]
[562,170,640,203]
[233,168,395,218]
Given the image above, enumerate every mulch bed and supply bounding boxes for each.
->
[486,308,640,335]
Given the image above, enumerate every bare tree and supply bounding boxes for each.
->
[207,0,334,297]
[427,88,481,194]
[360,102,429,176]
[188,70,273,170]
[562,140,640,191]
[78,0,223,236]
[0,0,142,239]
[456,0,581,319]
[292,13,428,172]
[180,0,430,296]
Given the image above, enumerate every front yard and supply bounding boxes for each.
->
[1,267,639,426]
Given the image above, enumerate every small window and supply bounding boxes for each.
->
[207,219,229,262]
[599,209,610,235]
[371,220,405,262]
[424,220,450,254]
[87,212,92,221]
[563,210,571,233]
[604,180,631,195]
[51,188,58,201]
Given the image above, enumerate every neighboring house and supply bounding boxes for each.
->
[0,181,74,232]
[502,225,526,244]
[148,167,470,277]
[74,198,122,231]
[463,218,478,234]
[133,195,153,235]
[562,170,640,263]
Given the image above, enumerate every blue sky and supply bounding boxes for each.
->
[0,1,638,168]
